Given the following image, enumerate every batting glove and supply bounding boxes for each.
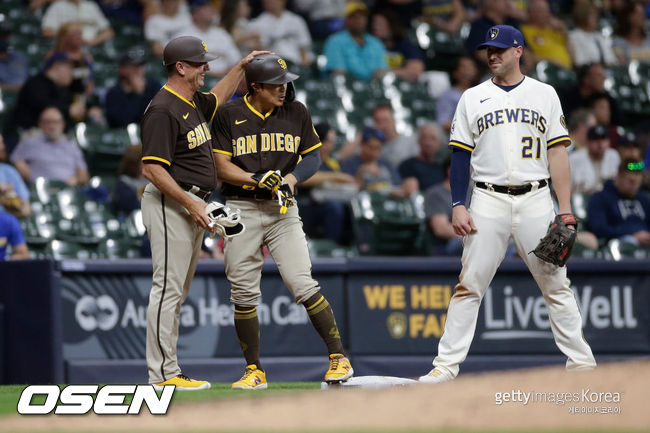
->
[276,184,294,214]
[252,170,283,190]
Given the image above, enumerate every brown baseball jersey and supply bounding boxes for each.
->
[141,85,219,190]
[211,95,321,196]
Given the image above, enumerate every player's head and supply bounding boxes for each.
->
[615,158,644,199]
[477,25,524,77]
[163,36,217,88]
[245,54,298,106]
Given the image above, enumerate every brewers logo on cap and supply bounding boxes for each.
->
[489,28,499,40]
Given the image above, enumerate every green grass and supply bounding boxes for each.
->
[0,382,321,416]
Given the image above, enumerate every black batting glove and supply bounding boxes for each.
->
[277,184,294,214]
[252,170,283,190]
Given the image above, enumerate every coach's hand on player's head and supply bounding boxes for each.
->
[239,50,271,68]
[252,170,283,190]
[451,205,477,236]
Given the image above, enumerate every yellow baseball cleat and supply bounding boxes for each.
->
[153,374,211,391]
[232,364,268,390]
[324,354,353,383]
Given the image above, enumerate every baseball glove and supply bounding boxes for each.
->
[276,184,294,214]
[252,170,283,190]
[531,213,577,267]
[205,201,245,239]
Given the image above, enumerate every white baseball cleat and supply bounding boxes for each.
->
[418,367,454,384]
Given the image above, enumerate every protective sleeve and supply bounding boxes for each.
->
[450,148,471,207]
[291,148,321,183]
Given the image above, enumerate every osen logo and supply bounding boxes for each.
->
[387,312,407,339]
[75,295,119,331]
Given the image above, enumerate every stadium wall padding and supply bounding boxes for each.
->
[0,258,648,384]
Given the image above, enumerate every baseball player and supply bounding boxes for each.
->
[211,54,353,389]
[140,36,266,391]
[419,25,596,383]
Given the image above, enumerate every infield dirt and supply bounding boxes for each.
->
[2,360,648,432]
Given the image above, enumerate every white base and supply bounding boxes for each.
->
[320,375,417,389]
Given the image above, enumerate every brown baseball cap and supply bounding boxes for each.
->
[162,36,218,66]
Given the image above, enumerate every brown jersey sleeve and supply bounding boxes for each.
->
[297,103,321,155]
[141,108,178,166]
[211,106,233,157]
[196,91,219,123]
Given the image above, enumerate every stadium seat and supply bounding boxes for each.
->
[76,123,135,175]
[100,238,142,259]
[531,61,576,90]
[49,240,103,260]
[307,238,356,258]
[350,191,427,255]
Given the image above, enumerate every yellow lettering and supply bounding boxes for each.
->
[294,137,301,152]
[389,285,406,309]
[246,135,257,154]
[363,285,390,309]
[269,133,276,151]
[236,137,246,156]
[275,133,284,151]
[422,314,445,338]
[409,314,424,338]
[411,285,427,309]
[201,122,211,140]
[285,134,294,153]
[261,133,270,151]
[187,130,197,149]
[195,125,205,145]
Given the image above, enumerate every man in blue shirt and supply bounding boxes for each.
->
[587,158,650,247]
[0,134,30,217]
[0,212,29,260]
[323,2,388,81]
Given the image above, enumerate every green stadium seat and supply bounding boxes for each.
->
[100,238,142,259]
[49,240,103,260]
[350,191,427,256]
[531,61,576,89]
[307,238,356,258]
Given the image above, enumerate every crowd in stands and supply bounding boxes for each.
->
[1,0,649,261]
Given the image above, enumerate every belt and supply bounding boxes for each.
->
[226,188,274,201]
[178,182,213,201]
[475,179,548,196]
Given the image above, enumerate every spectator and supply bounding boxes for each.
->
[292,0,346,39]
[423,157,462,255]
[11,106,89,186]
[568,2,617,67]
[323,2,388,81]
[114,144,146,216]
[372,103,418,167]
[587,158,650,247]
[97,0,157,26]
[248,0,313,67]
[399,123,445,195]
[174,0,242,77]
[0,212,29,260]
[560,63,620,126]
[370,9,425,82]
[373,0,423,29]
[0,20,29,91]
[567,107,596,151]
[49,21,94,97]
[0,134,30,217]
[617,133,644,161]
[465,0,521,65]
[4,52,84,152]
[613,1,650,64]
[520,0,572,69]
[436,56,478,132]
[41,0,115,46]
[220,0,262,56]
[341,126,402,195]
[588,92,620,147]
[145,0,192,58]
[299,123,357,244]
[419,0,466,35]
[104,49,160,128]
[569,124,620,194]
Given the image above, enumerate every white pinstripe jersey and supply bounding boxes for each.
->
[449,76,570,186]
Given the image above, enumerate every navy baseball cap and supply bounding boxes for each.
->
[477,25,525,50]
[362,127,386,142]
[587,124,608,140]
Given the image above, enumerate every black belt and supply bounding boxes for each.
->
[226,188,273,201]
[178,182,213,201]
[475,179,548,196]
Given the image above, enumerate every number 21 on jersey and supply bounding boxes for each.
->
[521,136,542,159]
